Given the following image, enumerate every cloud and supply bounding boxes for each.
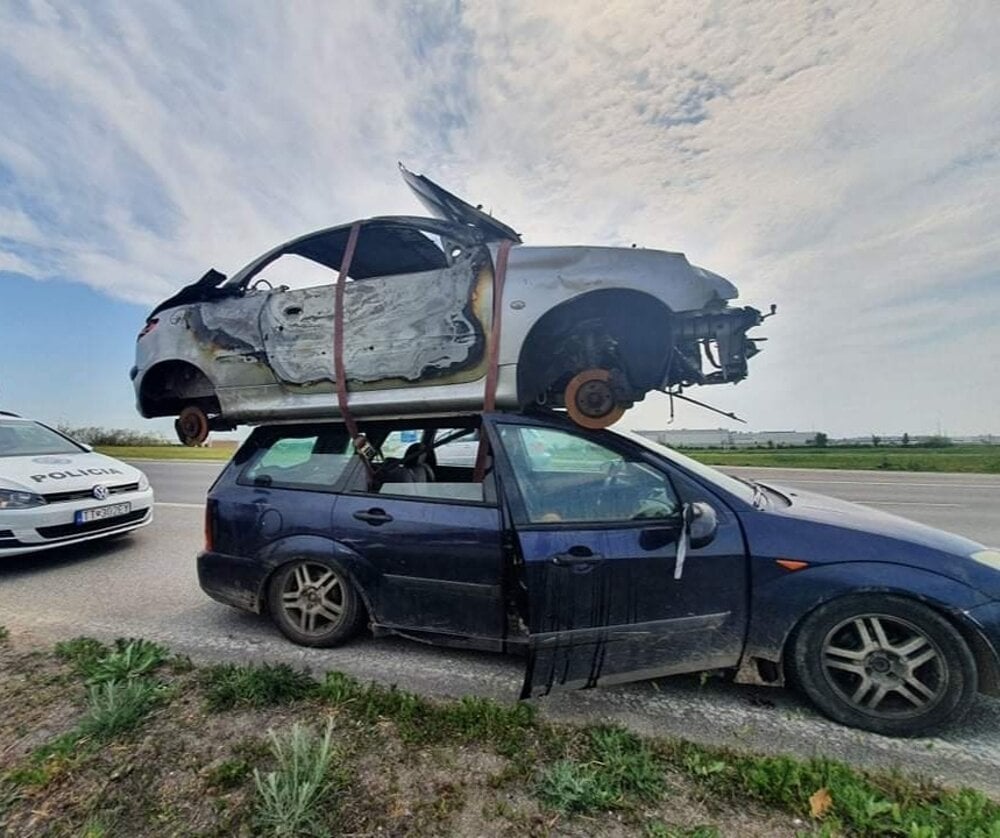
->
[0,0,997,434]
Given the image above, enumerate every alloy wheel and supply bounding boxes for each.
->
[278,561,347,636]
[821,613,946,718]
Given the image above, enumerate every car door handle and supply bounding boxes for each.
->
[551,547,603,566]
[353,508,393,525]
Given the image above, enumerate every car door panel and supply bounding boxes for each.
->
[486,418,748,698]
[334,491,506,643]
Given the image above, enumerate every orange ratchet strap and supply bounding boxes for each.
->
[473,239,514,481]
[333,223,370,472]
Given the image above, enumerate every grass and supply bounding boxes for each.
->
[0,626,8,644]
[253,720,341,837]
[200,662,317,711]
[94,444,233,461]
[56,637,169,684]
[4,635,1000,836]
[681,444,1000,474]
[537,727,663,813]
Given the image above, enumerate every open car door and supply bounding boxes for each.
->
[399,163,522,243]
[485,414,749,699]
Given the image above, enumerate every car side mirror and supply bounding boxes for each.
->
[685,502,718,549]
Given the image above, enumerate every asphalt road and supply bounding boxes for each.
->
[2,462,999,796]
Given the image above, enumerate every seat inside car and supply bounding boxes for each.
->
[379,443,436,484]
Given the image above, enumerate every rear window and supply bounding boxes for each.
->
[241,427,353,491]
[0,420,84,457]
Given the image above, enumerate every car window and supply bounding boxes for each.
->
[0,420,84,457]
[242,429,353,491]
[498,425,680,524]
[250,254,342,292]
[358,425,489,504]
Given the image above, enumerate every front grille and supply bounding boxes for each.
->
[42,483,140,504]
[37,509,149,539]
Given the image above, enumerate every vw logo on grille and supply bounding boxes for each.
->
[92,484,109,501]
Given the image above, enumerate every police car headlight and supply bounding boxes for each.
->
[971,550,1000,572]
[0,489,47,509]
[137,473,150,492]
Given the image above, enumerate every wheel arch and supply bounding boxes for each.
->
[515,288,674,405]
[737,562,999,694]
[253,536,378,625]
[138,359,219,418]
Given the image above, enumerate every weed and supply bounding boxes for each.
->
[201,663,317,711]
[78,678,167,741]
[253,720,340,837]
[84,638,169,684]
[54,636,107,674]
[536,726,663,814]
[205,758,252,791]
[0,625,8,643]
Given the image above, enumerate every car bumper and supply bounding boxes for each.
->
[0,489,155,557]
[197,550,267,613]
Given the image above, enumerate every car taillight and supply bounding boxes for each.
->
[137,318,159,341]
[204,503,214,552]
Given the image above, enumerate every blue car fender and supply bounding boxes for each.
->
[254,534,381,620]
[737,560,996,687]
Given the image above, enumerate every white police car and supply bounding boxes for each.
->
[0,413,153,557]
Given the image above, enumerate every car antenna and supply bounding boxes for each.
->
[660,387,748,425]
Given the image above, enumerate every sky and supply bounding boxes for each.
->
[0,0,998,440]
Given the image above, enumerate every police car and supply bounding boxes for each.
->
[0,412,153,557]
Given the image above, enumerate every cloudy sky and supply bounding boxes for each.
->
[1,0,998,439]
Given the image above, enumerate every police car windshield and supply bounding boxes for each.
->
[0,420,85,457]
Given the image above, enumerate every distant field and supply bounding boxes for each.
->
[96,442,1000,473]
[95,445,233,461]
[676,444,1000,474]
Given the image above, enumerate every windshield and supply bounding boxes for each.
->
[615,429,756,504]
[0,420,85,457]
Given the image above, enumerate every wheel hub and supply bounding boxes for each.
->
[576,380,615,418]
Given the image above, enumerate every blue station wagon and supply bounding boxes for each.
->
[198,411,1000,736]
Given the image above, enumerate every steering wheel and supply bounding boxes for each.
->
[249,277,274,291]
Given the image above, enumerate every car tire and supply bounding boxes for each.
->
[267,559,364,648]
[790,594,977,737]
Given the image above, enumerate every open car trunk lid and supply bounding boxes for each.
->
[399,163,522,243]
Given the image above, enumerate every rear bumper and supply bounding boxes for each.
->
[197,550,267,613]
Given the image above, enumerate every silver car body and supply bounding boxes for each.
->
[134,168,765,427]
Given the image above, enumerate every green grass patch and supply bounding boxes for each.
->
[94,444,233,461]
[55,637,168,684]
[537,727,663,814]
[681,444,1000,474]
[253,720,342,837]
[317,671,537,751]
[204,758,253,791]
[78,678,168,741]
[200,662,317,711]
[0,625,8,644]
[666,742,1000,836]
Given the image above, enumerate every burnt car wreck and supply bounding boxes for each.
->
[134,165,770,444]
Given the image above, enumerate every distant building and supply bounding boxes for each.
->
[636,428,816,448]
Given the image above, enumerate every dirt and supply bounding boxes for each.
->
[0,633,805,837]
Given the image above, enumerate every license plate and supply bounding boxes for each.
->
[75,502,131,525]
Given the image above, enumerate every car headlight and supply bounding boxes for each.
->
[0,489,47,509]
[971,550,1000,572]
[137,473,150,492]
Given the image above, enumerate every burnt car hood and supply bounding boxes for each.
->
[399,163,522,243]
